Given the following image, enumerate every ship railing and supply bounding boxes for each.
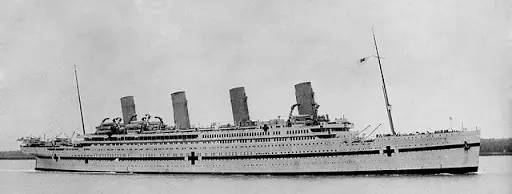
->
[375,129,467,138]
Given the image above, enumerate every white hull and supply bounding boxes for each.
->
[22,129,480,174]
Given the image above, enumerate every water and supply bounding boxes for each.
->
[0,156,510,194]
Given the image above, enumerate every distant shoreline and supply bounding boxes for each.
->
[0,157,35,160]
[479,152,512,156]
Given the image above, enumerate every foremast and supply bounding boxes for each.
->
[74,65,86,135]
[372,29,396,135]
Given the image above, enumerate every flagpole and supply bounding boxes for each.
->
[372,28,396,135]
[449,117,453,129]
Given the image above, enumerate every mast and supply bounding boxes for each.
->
[74,65,86,135]
[372,28,396,135]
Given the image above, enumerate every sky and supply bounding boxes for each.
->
[0,0,510,150]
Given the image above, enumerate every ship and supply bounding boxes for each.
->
[18,32,480,175]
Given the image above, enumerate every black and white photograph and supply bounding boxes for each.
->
[0,0,510,193]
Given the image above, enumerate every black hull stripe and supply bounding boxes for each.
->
[202,150,380,160]
[34,166,478,175]
[37,156,183,161]
[398,143,480,153]
[37,150,380,161]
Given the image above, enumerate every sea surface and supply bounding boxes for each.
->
[0,156,510,194]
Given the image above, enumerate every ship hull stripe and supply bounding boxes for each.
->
[201,150,380,160]
[398,142,480,153]
[35,150,380,161]
[33,166,479,175]
[34,142,479,161]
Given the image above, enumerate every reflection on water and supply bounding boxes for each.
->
[0,156,510,194]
